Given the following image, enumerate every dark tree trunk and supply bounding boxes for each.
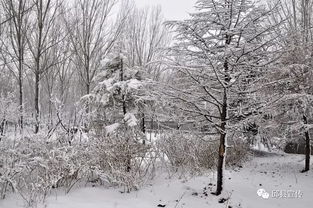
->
[18,32,24,132]
[85,82,91,115]
[304,131,310,171]
[215,33,231,195]
[34,0,43,134]
[0,119,6,136]
[34,72,40,133]
[120,58,131,173]
[302,115,310,172]
[48,95,53,129]
[86,82,90,95]
[84,47,90,115]
[141,112,146,132]
[83,63,90,132]
[13,0,26,133]
[141,112,146,145]
[215,91,227,195]
[18,54,23,132]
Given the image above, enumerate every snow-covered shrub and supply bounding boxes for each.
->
[226,139,250,166]
[157,131,216,174]
[0,132,88,206]
[0,93,19,137]
[85,122,157,192]
[0,136,52,205]
[0,140,18,200]
[157,130,249,174]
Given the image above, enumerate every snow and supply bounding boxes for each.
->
[105,123,120,134]
[99,78,114,91]
[124,113,138,127]
[1,152,312,208]
[127,79,142,90]
[226,152,313,208]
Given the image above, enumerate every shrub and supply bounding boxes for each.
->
[0,133,86,207]
[157,130,249,175]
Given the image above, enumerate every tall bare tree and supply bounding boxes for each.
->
[65,0,121,99]
[1,0,32,132]
[267,0,313,172]
[122,5,169,134]
[27,0,62,133]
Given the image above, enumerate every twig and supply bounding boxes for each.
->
[225,191,233,208]
[174,192,186,208]
[294,173,298,184]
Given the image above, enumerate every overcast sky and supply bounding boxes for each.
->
[134,0,197,20]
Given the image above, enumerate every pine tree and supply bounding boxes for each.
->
[82,52,153,191]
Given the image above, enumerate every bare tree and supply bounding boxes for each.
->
[122,5,169,134]
[0,0,32,132]
[266,0,313,172]
[27,0,62,133]
[65,0,121,99]
[40,10,72,129]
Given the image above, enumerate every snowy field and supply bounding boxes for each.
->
[1,152,312,208]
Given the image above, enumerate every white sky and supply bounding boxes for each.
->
[134,0,197,20]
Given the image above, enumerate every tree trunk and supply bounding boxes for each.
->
[18,23,24,132]
[18,57,23,132]
[15,0,26,133]
[48,94,53,129]
[0,119,6,136]
[303,115,310,172]
[120,58,131,173]
[34,72,40,133]
[86,82,90,95]
[215,33,231,195]
[141,112,146,145]
[85,81,90,115]
[34,0,43,134]
[215,90,227,195]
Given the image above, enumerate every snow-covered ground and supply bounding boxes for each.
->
[1,152,312,208]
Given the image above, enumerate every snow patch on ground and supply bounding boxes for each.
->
[1,153,312,208]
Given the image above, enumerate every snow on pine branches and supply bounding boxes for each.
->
[81,54,155,192]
